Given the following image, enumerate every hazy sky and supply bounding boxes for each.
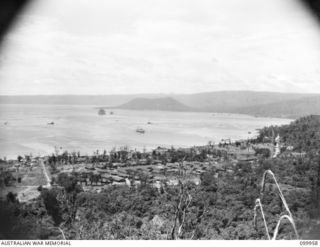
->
[0,0,320,95]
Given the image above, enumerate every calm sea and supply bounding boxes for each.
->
[0,104,292,159]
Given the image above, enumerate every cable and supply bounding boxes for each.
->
[253,169,299,240]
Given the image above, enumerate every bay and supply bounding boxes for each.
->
[0,104,292,159]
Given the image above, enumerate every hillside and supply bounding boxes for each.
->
[236,96,320,118]
[256,115,320,238]
[175,91,316,112]
[256,114,320,152]
[108,97,194,112]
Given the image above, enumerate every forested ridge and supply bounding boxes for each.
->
[1,115,320,240]
[257,115,320,152]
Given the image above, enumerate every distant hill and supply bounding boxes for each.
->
[235,95,320,118]
[0,94,165,106]
[174,91,316,112]
[108,97,194,112]
[1,91,320,118]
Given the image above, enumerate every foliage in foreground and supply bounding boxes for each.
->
[1,115,320,239]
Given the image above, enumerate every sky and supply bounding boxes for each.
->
[0,0,320,95]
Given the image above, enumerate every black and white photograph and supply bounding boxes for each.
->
[0,0,320,242]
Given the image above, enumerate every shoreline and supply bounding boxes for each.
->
[0,106,292,160]
[2,139,260,162]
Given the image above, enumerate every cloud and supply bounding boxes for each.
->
[0,0,320,95]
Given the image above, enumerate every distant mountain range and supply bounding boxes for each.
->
[235,95,320,118]
[1,91,320,118]
[174,91,314,112]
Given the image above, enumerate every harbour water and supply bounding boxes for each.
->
[0,104,293,159]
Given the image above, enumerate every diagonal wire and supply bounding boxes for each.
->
[253,198,270,240]
[253,169,299,240]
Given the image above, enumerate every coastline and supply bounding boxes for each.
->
[0,105,293,160]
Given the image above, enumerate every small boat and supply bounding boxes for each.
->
[98,108,106,115]
[47,122,54,125]
[147,121,152,125]
[110,111,114,115]
[136,128,145,134]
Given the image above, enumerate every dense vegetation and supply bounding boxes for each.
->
[257,115,320,152]
[1,115,320,239]
[257,115,320,222]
